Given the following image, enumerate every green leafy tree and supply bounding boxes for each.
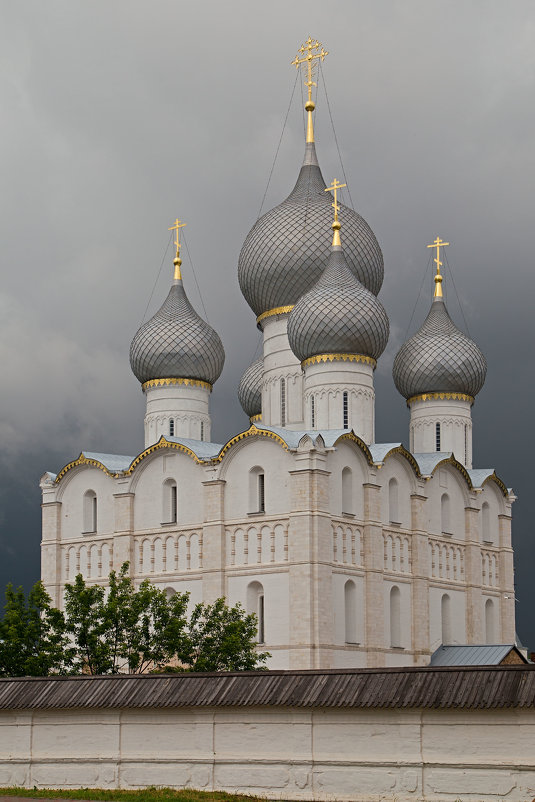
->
[0,581,72,676]
[64,564,190,674]
[180,598,270,672]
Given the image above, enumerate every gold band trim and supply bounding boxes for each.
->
[301,353,376,369]
[55,454,120,483]
[256,305,294,325]
[142,377,212,392]
[249,414,262,423]
[407,392,474,407]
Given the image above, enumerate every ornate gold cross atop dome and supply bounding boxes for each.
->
[292,37,328,144]
[427,236,450,298]
[169,218,186,280]
[325,179,346,246]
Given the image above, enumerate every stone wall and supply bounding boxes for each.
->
[3,704,535,801]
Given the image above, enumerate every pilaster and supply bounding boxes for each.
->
[41,501,62,607]
[362,482,384,666]
[287,447,332,668]
[498,512,515,642]
[201,479,227,602]
[410,493,430,663]
[464,505,482,641]
[113,492,134,573]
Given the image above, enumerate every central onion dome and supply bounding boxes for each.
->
[130,243,225,386]
[288,217,389,363]
[238,358,263,418]
[393,265,486,400]
[238,143,384,320]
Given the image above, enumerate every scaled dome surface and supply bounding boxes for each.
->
[130,279,225,386]
[237,358,263,417]
[288,245,389,363]
[238,144,384,318]
[393,296,486,400]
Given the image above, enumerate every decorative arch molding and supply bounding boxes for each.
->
[479,473,509,499]
[334,432,374,467]
[216,425,290,463]
[378,446,422,479]
[55,453,120,484]
[126,437,203,474]
[427,456,473,491]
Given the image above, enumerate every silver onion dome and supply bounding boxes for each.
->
[237,358,263,417]
[238,143,384,319]
[393,295,487,400]
[287,244,389,363]
[130,277,225,386]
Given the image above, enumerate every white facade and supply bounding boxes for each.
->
[41,418,515,669]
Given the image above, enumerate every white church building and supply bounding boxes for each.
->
[40,41,515,670]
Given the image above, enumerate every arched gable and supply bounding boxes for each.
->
[377,453,417,529]
[426,462,471,539]
[220,432,293,519]
[55,453,120,483]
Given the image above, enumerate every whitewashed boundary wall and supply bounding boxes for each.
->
[1,667,535,802]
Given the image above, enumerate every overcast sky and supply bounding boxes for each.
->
[1,1,534,646]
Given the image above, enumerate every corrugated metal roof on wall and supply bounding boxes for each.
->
[430,644,524,666]
[0,666,535,711]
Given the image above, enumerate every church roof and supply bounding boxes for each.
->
[82,452,135,472]
[430,644,527,666]
[287,244,389,362]
[238,142,384,319]
[393,295,486,401]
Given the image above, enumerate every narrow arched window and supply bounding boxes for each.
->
[280,378,286,427]
[247,581,265,643]
[482,502,491,543]
[441,593,452,644]
[485,598,496,642]
[200,421,204,441]
[342,467,353,515]
[441,493,451,534]
[83,490,97,534]
[169,419,175,437]
[388,478,399,524]
[162,479,177,524]
[436,422,441,451]
[249,467,265,514]
[344,580,357,643]
[311,395,315,428]
[165,587,176,601]
[390,586,401,648]
[343,391,349,429]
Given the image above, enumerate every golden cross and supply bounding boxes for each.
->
[168,218,186,257]
[291,37,328,103]
[325,179,347,222]
[427,236,450,274]
[427,236,450,298]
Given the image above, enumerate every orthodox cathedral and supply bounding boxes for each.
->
[40,40,515,669]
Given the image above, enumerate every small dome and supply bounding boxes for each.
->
[287,245,389,363]
[393,296,487,400]
[238,143,384,319]
[130,278,225,386]
[238,358,263,417]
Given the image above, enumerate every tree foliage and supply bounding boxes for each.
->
[0,581,72,676]
[0,565,269,677]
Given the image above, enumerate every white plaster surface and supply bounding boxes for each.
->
[3,705,535,801]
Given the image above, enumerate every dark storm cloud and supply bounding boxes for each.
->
[1,1,533,644]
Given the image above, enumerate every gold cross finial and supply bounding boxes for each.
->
[168,218,186,280]
[427,236,450,298]
[325,179,346,246]
[292,37,328,143]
